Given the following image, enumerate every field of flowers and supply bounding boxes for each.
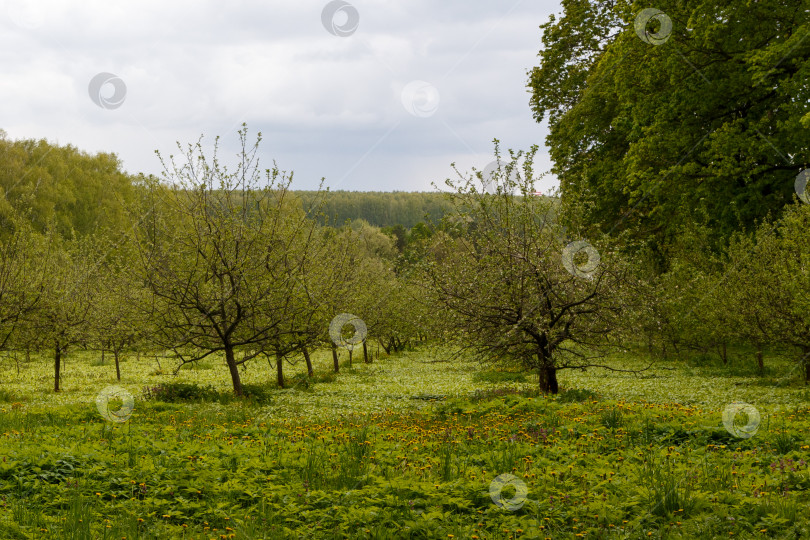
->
[0,346,808,539]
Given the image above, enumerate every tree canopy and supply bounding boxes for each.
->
[529,0,810,268]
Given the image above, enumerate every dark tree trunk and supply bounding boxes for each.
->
[720,342,727,365]
[363,340,370,363]
[348,348,353,367]
[114,350,121,381]
[100,347,105,365]
[802,346,810,384]
[756,346,764,374]
[538,365,558,394]
[54,342,61,393]
[331,343,339,373]
[224,345,244,396]
[379,338,390,355]
[276,353,284,388]
[303,346,314,377]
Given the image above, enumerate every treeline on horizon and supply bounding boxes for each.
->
[0,132,455,239]
[296,190,454,229]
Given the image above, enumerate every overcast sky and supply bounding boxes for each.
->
[1,0,560,193]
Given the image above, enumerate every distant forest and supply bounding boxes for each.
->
[0,134,455,240]
[295,191,453,229]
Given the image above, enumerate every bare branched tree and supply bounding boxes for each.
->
[420,143,638,393]
[134,125,325,395]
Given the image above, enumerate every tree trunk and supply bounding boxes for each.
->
[303,346,314,377]
[348,348,353,367]
[379,338,390,355]
[276,353,284,388]
[224,345,244,396]
[720,342,727,365]
[802,346,810,385]
[54,342,61,393]
[100,347,105,365]
[363,341,370,363]
[114,350,121,381]
[538,365,558,394]
[331,343,339,373]
[756,346,764,374]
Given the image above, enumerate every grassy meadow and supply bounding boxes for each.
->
[0,346,808,539]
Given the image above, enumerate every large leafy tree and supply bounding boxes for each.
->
[0,133,136,239]
[529,0,810,268]
[419,146,637,393]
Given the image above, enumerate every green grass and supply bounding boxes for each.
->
[0,346,808,538]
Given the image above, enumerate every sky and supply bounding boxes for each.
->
[0,0,561,193]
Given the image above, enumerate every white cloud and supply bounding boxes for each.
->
[0,0,560,191]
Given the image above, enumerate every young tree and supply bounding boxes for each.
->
[22,238,98,392]
[134,126,323,396]
[722,202,810,382]
[92,251,151,381]
[419,145,637,393]
[0,218,48,354]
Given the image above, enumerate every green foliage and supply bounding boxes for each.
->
[530,0,810,263]
[638,452,699,518]
[0,135,137,239]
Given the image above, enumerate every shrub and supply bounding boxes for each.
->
[142,382,219,403]
[240,384,273,405]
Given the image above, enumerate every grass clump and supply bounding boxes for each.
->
[557,387,600,403]
[472,370,528,383]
